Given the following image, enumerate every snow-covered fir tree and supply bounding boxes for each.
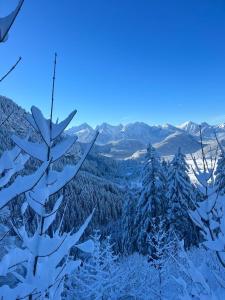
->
[161,158,169,179]
[167,148,199,247]
[0,142,31,261]
[147,217,173,300]
[122,187,141,255]
[0,53,99,299]
[69,230,120,300]
[215,150,225,195]
[188,134,225,270]
[172,240,214,299]
[135,144,166,254]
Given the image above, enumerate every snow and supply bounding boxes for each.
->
[51,110,77,139]
[0,161,49,209]
[0,0,24,42]
[12,135,47,161]
[67,120,222,160]
[0,146,29,188]
[42,195,64,233]
[51,135,77,162]
[31,106,51,145]
[0,103,101,299]
[3,100,225,298]
[177,120,199,133]
[75,240,95,253]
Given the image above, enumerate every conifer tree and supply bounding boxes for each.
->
[148,217,173,300]
[167,148,198,247]
[71,231,120,300]
[189,133,225,269]
[172,240,213,299]
[0,55,98,299]
[215,150,225,195]
[122,188,140,255]
[135,144,165,254]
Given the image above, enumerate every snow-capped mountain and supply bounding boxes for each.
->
[66,123,95,143]
[154,132,202,156]
[96,123,124,144]
[68,122,183,145]
[178,121,225,141]
[67,120,225,160]
[178,121,200,135]
[1,94,225,161]
[66,122,200,159]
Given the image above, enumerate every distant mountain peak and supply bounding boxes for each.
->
[218,123,225,129]
[178,120,198,128]
[161,123,177,130]
[200,121,210,127]
[177,121,200,135]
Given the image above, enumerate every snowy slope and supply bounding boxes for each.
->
[154,132,202,156]
[66,123,95,143]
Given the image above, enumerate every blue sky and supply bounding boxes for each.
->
[0,0,225,128]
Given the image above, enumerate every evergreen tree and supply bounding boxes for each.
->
[167,148,198,247]
[172,240,213,299]
[148,217,173,300]
[189,137,225,269]
[70,231,120,300]
[0,102,98,299]
[122,188,140,255]
[161,158,169,179]
[135,144,165,254]
[215,151,225,195]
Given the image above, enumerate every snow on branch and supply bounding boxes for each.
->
[0,0,24,42]
[0,161,49,209]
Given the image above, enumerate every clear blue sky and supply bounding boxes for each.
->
[0,0,225,128]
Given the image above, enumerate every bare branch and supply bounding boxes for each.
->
[215,131,224,155]
[0,57,22,83]
[199,125,207,172]
[8,260,27,270]
[57,195,69,235]
[50,52,57,128]
[0,111,14,126]
[0,226,11,242]
[38,234,68,258]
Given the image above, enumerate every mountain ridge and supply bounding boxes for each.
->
[67,119,225,160]
[0,95,224,160]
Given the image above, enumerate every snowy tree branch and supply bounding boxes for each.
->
[0,57,22,83]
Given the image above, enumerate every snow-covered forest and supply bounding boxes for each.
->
[2,1,225,300]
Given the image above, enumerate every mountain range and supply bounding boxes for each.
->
[0,95,224,161]
[67,120,225,160]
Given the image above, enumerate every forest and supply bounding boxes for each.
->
[1,1,225,299]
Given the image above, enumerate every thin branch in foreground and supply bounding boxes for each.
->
[0,226,11,242]
[50,52,57,125]
[0,111,14,127]
[0,56,22,83]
